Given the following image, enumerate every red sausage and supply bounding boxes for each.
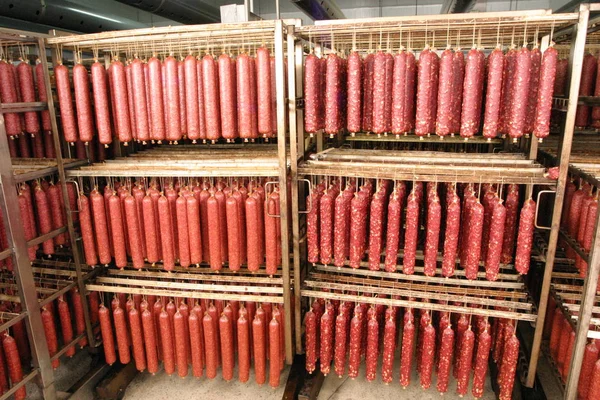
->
[57,297,75,357]
[207,195,223,270]
[71,63,93,142]
[41,307,60,369]
[365,313,378,382]
[419,322,436,389]
[334,309,348,378]
[403,192,419,274]
[424,193,441,276]
[436,49,454,136]
[268,317,281,388]
[472,325,492,398]
[405,52,417,132]
[486,201,507,281]
[54,64,78,142]
[577,340,599,399]
[575,54,597,128]
[482,48,505,139]
[349,191,368,268]
[174,196,190,268]
[99,305,117,365]
[436,324,455,393]
[304,53,322,134]
[466,201,484,280]
[140,195,158,264]
[320,190,335,265]
[35,61,52,132]
[391,51,408,134]
[415,49,437,136]
[307,191,321,264]
[189,310,204,378]
[159,309,175,375]
[384,188,402,272]
[459,49,485,138]
[125,63,137,142]
[162,56,181,142]
[362,53,375,132]
[515,198,536,275]
[16,62,40,135]
[158,195,175,271]
[253,313,266,384]
[129,59,150,143]
[90,62,112,145]
[237,313,250,382]
[381,316,396,384]
[525,48,542,133]
[2,334,25,400]
[177,60,187,136]
[46,184,65,246]
[202,55,221,141]
[372,51,389,134]
[507,47,532,139]
[257,47,273,136]
[112,305,130,364]
[498,333,519,400]
[534,47,558,140]
[128,307,146,372]
[110,60,133,144]
[348,309,362,379]
[173,311,188,377]
[264,192,279,273]
[318,306,334,375]
[123,195,144,269]
[71,288,87,348]
[214,189,228,262]
[347,51,362,133]
[106,194,126,267]
[147,57,166,142]
[456,327,475,396]
[304,310,317,373]
[245,195,261,271]
[217,53,238,140]
[237,53,253,139]
[141,308,159,374]
[367,192,385,271]
[34,185,56,253]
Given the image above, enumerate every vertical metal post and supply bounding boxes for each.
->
[0,121,56,398]
[526,4,590,388]
[38,38,96,348]
[275,20,293,364]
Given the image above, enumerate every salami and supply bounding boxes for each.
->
[466,201,484,280]
[35,61,52,132]
[424,193,441,276]
[482,48,505,139]
[348,309,362,379]
[587,359,600,400]
[554,58,568,96]
[420,323,436,389]
[576,54,597,128]
[437,325,455,393]
[368,192,385,270]
[16,62,40,135]
[346,51,362,133]
[436,49,454,136]
[525,47,542,134]
[304,54,322,134]
[415,49,438,136]
[499,333,519,400]
[320,190,335,265]
[459,48,485,138]
[365,313,379,382]
[349,192,368,268]
[257,47,274,137]
[269,317,281,387]
[325,53,343,135]
[515,198,536,275]
[578,341,599,400]
[362,53,375,131]
[381,316,396,384]
[384,188,403,271]
[507,47,532,139]
[253,313,266,384]
[2,334,25,400]
[442,192,461,276]
[403,192,419,274]
[54,64,78,142]
[486,201,507,280]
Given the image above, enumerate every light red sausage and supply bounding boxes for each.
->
[54,64,78,142]
[253,313,266,384]
[158,195,175,271]
[202,55,221,141]
[110,60,133,144]
[2,333,26,400]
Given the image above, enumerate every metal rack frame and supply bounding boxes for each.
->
[286,7,591,394]
[46,20,295,365]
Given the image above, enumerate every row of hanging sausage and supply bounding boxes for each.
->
[306,179,535,280]
[97,294,285,387]
[77,177,287,272]
[53,47,284,146]
[576,53,600,129]
[561,177,598,283]
[304,298,519,400]
[304,45,560,141]
[0,300,29,400]
[544,297,600,400]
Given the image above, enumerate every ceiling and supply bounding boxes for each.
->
[0,0,573,34]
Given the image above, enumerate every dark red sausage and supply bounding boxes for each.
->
[98,304,117,365]
[466,201,484,280]
[507,47,532,139]
[361,53,375,132]
[415,49,437,136]
[304,54,322,134]
[320,190,335,265]
[456,327,475,396]
[391,51,408,134]
[436,49,454,136]
[53,64,77,142]
[346,51,362,133]
[554,58,568,96]
[34,184,56,253]
[403,192,419,274]
[576,54,597,128]
[424,193,441,276]
[533,47,558,140]
[486,201,507,281]
[90,62,112,145]
[214,189,228,262]
[269,317,281,387]
[57,297,75,358]
[482,48,505,139]
[372,51,387,134]
[420,322,436,389]
[304,310,317,373]
[381,315,396,384]
[515,198,536,275]
[384,188,402,272]
[368,192,385,271]
[349,191,368,268]
[16,62,40,135]
[365,313,378,382]
[525,47,542,134]
[459,48,485,138]
[307,191,321,264]
[334,309,348,378]
[187,195,202,265]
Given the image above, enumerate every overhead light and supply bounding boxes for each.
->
[65,7,124,24]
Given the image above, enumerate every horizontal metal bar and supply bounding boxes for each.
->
[559,230,589,263]
[345,132,504,144]
[13,159,87,183]
[50,331,87,361]
[27,226,67,248]
[39,281,77,308]
[86,284,284,304]
[0,102,47,113]
[0,369,39,400]
[95,277,283,294]
[0,248,12,262]
[106,268,283,284]
[301,289,537,321]
[314,265,524,289]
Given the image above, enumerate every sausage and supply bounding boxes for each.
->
[365,313,379,382]
[481,48,505,139]
[204,195,223,270]
[187,309,204,378]
[514,198,536,275]
[472,325,492,398]
[264,192,279,273]
[533,47,558,140]
[465,201,484,280]
[401,51,416,133]
[159,309,175,375]
[125,63,138,142]
[71,288,87,348]
[105,194,126,267]
[588,359,600,400]
[441,192,461,276]
[169,311,187,377]
[127,59,150,143]
[127,307,146,372]
[333,309,348,378]
[368,192,385,271]
[507,47,532,139]
[403,192,419,274]
[581,201,599,276]
[578,340,599,399]
[419,322,436,389]
[320,305,335,373]
[182,195,201,266]
[304,54,322,134]
[485,201,507,280]
[576,194,594,272]
[346,309,362,379]
[214,189,228,263]
[52,64,77,142]
[361,53,375,132]
[140,195,159,264]
[32,185,54,256]
[378,315,396,384]
[390,51,408,134]
[162,56,182,142]
[0,339,7,394]
[2,334,25,400]
[435,49,454,136]
[130,187,146,259]
[57,297,76,358]
[110,60,134,144]
[557,318,571,371]
[111,305,130,364]
[170,196,189,268]
[46,184,65,246]
[146,57,165,142]
[304,310,317,373]
[415,49,437,136]
[18,192,35,261]
[458,48,485,138]
[436,324,454,393]
[216,313,233,381]
[98,304,117,365]
[268,316,281,388]
[554,58,568,96]
[424,194,441,276]
[89,62,113,145]
[576,54,597,128]
[201,55,222,141]
[499,184,519,264]
[237,53,254,140]
[35,61,52,132]
[68,63,93,143]
[158,195,175,271]
[307,191,322,264]
[346,51,363,133]
[141,308,159,374]
[499,333,520,400]
[232,313,249,382]
[255,46,274,137]
[372,51,388,134]
[216,53,238,140]
[349,191,368,268]
[524,47,542,134]
[245,194,263,271]
[174,60,186,137]
[456,327,475,395]
[253,313,266,384]
[16,62,40,135]
[122,195,143,269]
[320,190,335,265]
[41,306,60,369]
[383,188,402,272]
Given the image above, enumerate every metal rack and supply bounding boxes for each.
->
[286,7,592,396]
[46,20,296,365]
